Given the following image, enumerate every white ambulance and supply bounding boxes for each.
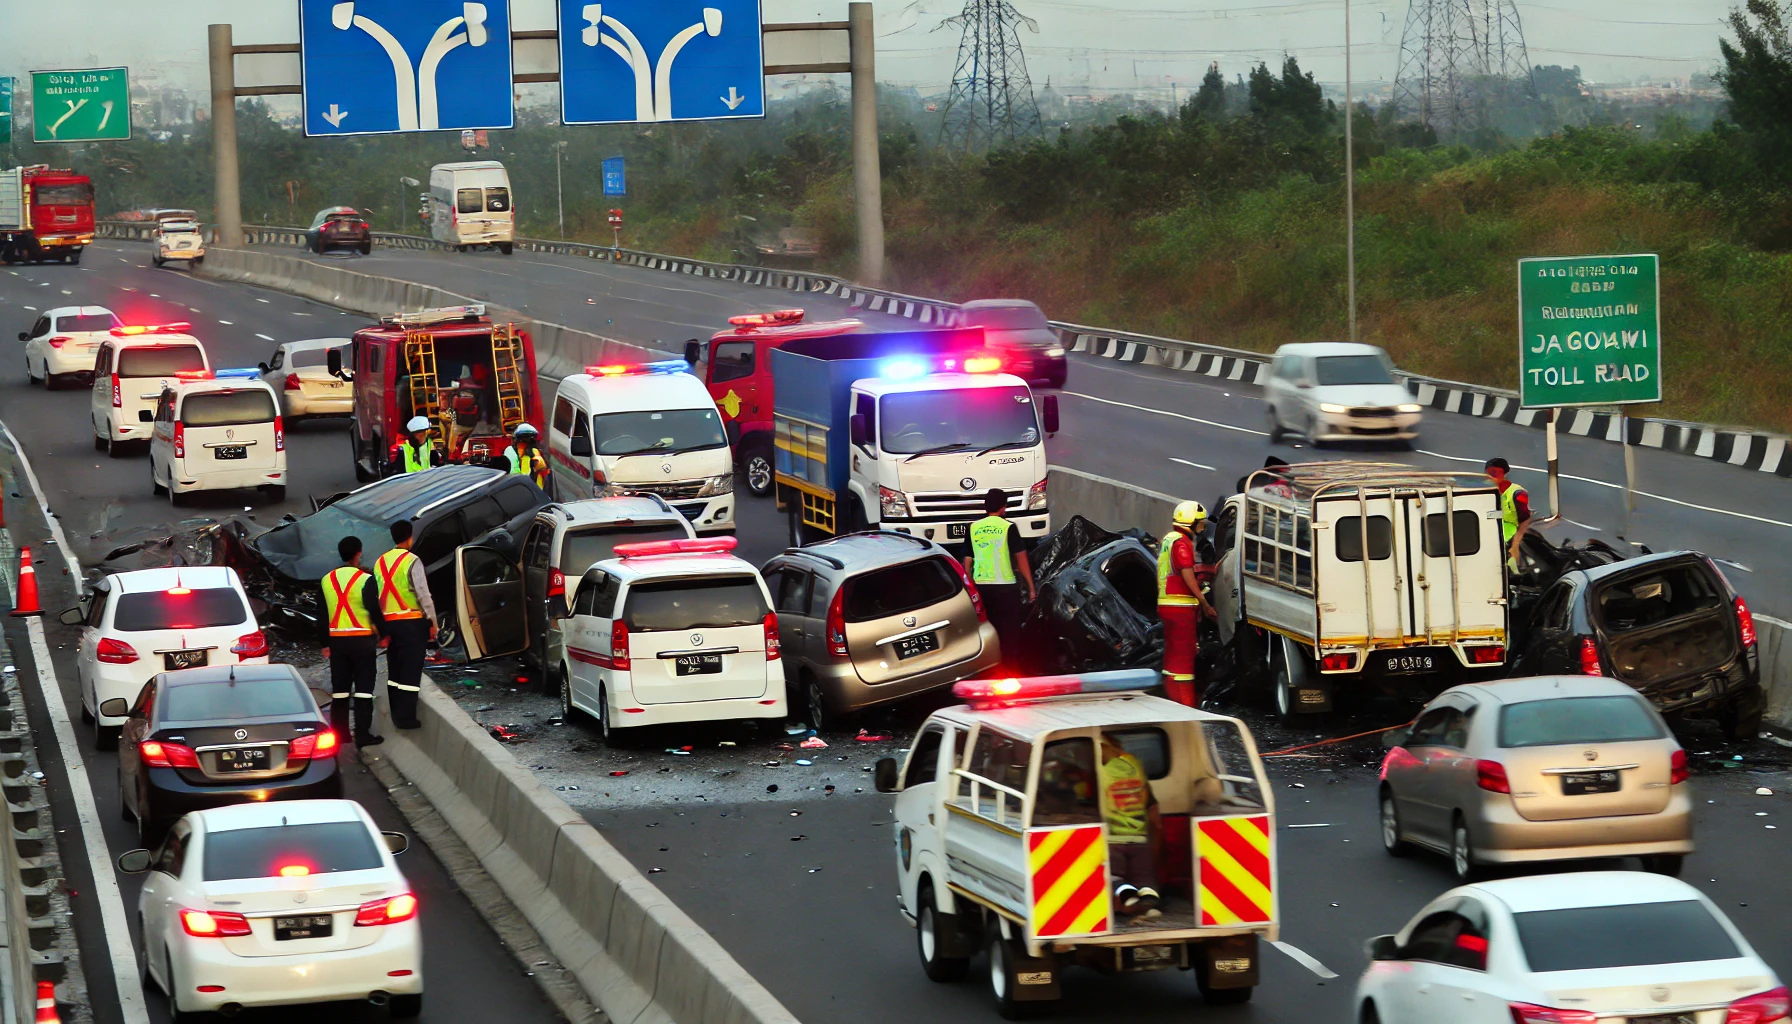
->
[546,361,735,534]
[90,323,211,456]
[148,369,287,505]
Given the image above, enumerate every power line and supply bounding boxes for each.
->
[938,0,1045,150]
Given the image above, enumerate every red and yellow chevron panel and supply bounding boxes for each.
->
[1025,825,1112,939]
[1195,815,1274,926]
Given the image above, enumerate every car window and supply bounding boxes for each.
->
[269,349,285,371]
[1314,354,1392,386]
[368,345,383,375]
[28,316,50,338]
[117,345,206,377]
[86,587,109,628]
[1408,706,1454,746]
[1422,511,1482,558]
[561,524,689,580]
[1595,564,1725,633]
[592,408,728,457]
[484,187,510,212]
[841,558,960,622]
[463,547,520,587]
[461,497,507,538]
[495,483,540,519]
[853,392,876,445]
[966,729,1029,792]
[1402,909,1489,970]
[574,413,591,443]
[1440,707,1472,748]
[457,188,484,214]
[154,392,174,424]
[552,396,576,435]
[180,390,276,427]
[57,313,119,334]
[161,678,312,723]
[1103,727,1170,780]
[413,512,467,566]
[710,341,755,384]
[154,826,188,876]
[622,576,769,630]
[1033,737,1100,825]
[587,572,621,618]
[1513,901,1739,972]
[905,726,944,787]
[806,575,833,617]
[523,521,553,580]
[94,345,113,375]
[1335,515,1393,561]
[1213,503,1238,557]
[774,569,811,615]
[113,588,247,631]
[1196,721,1267,813]
[1498,696,1665,748]
[1537,583,1573,631]
[202,822,384,881]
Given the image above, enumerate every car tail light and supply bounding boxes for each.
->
[284,373,302,391]
[1737,596,1758,648]
[1671,748,1689,786]
[140,740,201,769]
[610,620,630,672]
[1508,1004,1597,1024]
[1727,986,1791,1023]
[825,587,849,657]
[172,422,185,458]
[1320,651,1356,671]
[181,908,252,937]
[356,893,418,927]
[1468,645,1505,664]
[47,335,70,349]
[96,638,139,664]
[947,557,986,623]
[288,730,339,760]
[1578,636,1602,676]
[274,415,284,453]
[548,568,565,601]
[764,612,780,661]
[111,373,121,407]
[1475,759,1511,794]
[231,631,268,659]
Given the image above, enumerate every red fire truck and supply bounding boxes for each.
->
[333,305,545,482]
[696,309,865,496]
[0,166,96,264]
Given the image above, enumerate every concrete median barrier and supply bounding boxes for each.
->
[1047,465,1182,536]
[373,682,799,1024]
[1755,616,1792,735]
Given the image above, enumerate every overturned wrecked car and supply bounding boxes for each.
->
[215,465,548,638]
[1013,515,1167,675]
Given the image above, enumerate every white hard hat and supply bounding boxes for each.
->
[407,416,430,433]
[514,422,539,437]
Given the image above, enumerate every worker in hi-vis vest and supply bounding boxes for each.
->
[387,416,443,476]
[1486,457,1532,572]
[374,520,437,731]
[321,535,386,746]
[962,488,1035,666]
[1157,500,1215,708]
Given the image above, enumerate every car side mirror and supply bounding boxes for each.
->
[310,688,333,709]
[1367,935,1400,961]
[874,757,899,793]
[16,332,27,342]
[1381,727,1409,749]
[1042,394,1060,435]
[257,362,271,374]
[850,414,869,449]
[569,435,592,458]
[100,698,131,718]
[683,339,701,366]
[116,849,153,874]
[382,831,410,855]
[58,607,85,625]
[327,348,343,377]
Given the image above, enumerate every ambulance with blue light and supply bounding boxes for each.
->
[545,360,735,534]
[148,368,287,505]
[770,331,1058,545]
[874,669,1279,1015]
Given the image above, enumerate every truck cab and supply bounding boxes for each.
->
[0,165,95,264]
[877,670,1277,1014]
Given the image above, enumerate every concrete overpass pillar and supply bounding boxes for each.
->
[208,23,244,248]
[849,3,885,286]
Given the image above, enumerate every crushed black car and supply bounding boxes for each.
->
[1013,515,1165,675]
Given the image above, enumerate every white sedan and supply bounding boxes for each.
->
[118,799,422,1019]
[1355,871,1784,1023]
[256,337,353,420]
[20,304,120,389]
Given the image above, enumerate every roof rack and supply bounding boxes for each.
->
[1244,461,1496,503]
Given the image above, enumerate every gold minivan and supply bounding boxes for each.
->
[761,532,1000,731]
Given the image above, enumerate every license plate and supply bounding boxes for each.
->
[1379,650,1439,674]
[214,445,247,460]
[1560,771,1621,796]
[947,522,969,539]
[274,915,333,941]
[163,649,208,671]
[216,747,271,772]
[1627,1016,1693,1024]
[1130,945,1175,963]
[675,653,723,676]
[893,631,940,660]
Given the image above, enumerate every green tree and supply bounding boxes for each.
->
[1718,0,1792,173]
[1189,63,1227,122]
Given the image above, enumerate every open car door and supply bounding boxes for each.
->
[455,544,529,661]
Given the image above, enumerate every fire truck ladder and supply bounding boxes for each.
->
[402,330,444,440]
[491,323,527,433]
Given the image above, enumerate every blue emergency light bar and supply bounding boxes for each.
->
[879,353,1004,380]
[581,359,691,378]
[953,668,1159,705]
[214,367,261,379]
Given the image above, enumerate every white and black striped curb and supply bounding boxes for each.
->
[1062,329,1271,383]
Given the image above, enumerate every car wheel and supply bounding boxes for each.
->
[151,463,166,496]
[169,483,186,508]
[1379,789,1410,857]
[559,668,584,724]
[153,256,164,267]
[1720,685,1766,741]
[916,882,970,982]
[598,685,618,746]
[80,701,94,725]
[94,429,106,452]
[742,441,774,497]
[498,243,513,255]
[805,678,830,733]
[44,371,61,392]
[1642,853,1684,877]
[1266,406,1284,443]
[24,354,36,385]
[1450,815,1482,882]
[107,432,127,459]
[138,802,165,850]
[359,242,372,256]
[138,920,157,993]
[118,765,135,822]
[389,993,423,1018]
[351,428,375,483]
[986,930,1037,1020]
[1306,414,1327,448]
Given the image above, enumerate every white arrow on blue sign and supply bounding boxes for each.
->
[300,0,515,136]
[557,0,765,125]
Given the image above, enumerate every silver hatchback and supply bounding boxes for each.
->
[1378,676,1694,881]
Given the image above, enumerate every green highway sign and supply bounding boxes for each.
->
[0,78,12,144]
[1518,253,1661,408]
[31,67,131,143]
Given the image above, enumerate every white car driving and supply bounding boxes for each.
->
[117,799,422,1019]
[63,566,269,748]
[1355,871,1785,1023]
[154,218,206,268]
[20,305,121,389]
[91,324,211,455]
[1264,341,1423,447]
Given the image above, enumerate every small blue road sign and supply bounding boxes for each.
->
[603,156,627,196]
[558,0,765,125]
[300,0,515,136]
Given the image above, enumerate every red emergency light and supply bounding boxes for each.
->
[173,370,213,381]
[613,537,739,559]
[111,322,193,337]
[581,360,690,377]
[952,669,1159,706]
[727,309,806,329]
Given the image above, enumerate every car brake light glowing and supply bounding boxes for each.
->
[1737,596,1757,647]
[1508,1002,1598,1024]
[946,557,986,623]
[279,864,311,877]
[181,908,252,937]
[952,669,1159,705]
[611,620,631,672]
[287,729,339,760]
[284,373,302,391]
[140,740,201,769]
[47,335,70,349]
[111,373,121,407]
[356,892,419,927]
[963,355,1003,373]
[1475,759,1511,794]
[1578,636,1602,676]
[231,631,269,658]
[1671,748,1689,785]
[548,568,565,600]
[727,309,805,329]
[172,421,185,458]
[1468,644,1506,664]
[1726,985,1791,1023]
[275,415,284,452]
[96,638,139,664]
[825,586,849,657]
[764,611,780,661]
[612,537,737,558]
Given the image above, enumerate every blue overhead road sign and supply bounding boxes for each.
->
[603,157,627,196]
[300,0,514,136]
[558,0,765,124]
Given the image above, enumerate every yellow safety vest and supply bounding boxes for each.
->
[1101,752,1150,844]
[322,566,374,637]
[399,439,434,473]
[1157,530,1198,607]
[968,516,1015,585]
[506,444,547,486]
[1499,483,1526,570]
[374,548,423,620]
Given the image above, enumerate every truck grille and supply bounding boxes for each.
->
[909,488,1024,520]
[621,481,704,501]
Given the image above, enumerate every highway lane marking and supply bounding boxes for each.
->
[1270,940,1338,979]
[256,297,270,303]
[22,305,34,311]
[1416,449,1792,530]
[255,333,275,341]
[0,420,153,1024]
[291,311,312,316]
[60,289,70,295]
[1063,390,1271,437]
[1170,457,1217,471]
[218,320,233,325]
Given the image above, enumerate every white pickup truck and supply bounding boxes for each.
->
[1209,463,1509,718]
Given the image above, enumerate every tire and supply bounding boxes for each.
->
[169,484,186,508]
[138,800,166,848]
[192,256,203,268]
[166,952,195,1022]
[69,250,81,266]
[389,993,423,1018]
[742,440,774,497]
[107,432,128,459]
[1642,853,1684,877]
[1307,415,1327,448]
[598,684,618,746]
[1450,815,1482,882]
[1379,788,1410,857]
[986,930,1036,1020]
[80,701,94,725]
[805,678,831,733]
[916,883,970,982]
[498,243,513,255]
[359,242,372,256]
[1266,406,1284,443]
[94,430,107,452]
[44,371,61,392]
[151,464,167,496]
[559,667,586,724]
[153,257,164,268]
[1720,685,1766,741]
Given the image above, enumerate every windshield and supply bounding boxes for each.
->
[592,409,727,457]
[182,390,276,427]
[35,183,93,205]
[562,524,689,579]
[1513,901,1740,972]
[162,678,312,723]
[160,221,199,234]
[113,588,247,631]
[964,305,1050,330]
[1499,696,1664,748]
[117,345,205,377]
[203,822,383,882]
[879,386,1039,455]
[57,313,119,334]
[624,576,769,630]
[1313,354,1392,386]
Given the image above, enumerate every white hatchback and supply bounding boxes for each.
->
[62,566,269,748]
[1355,871,1785,1024]
[21,305,121,388]
[149,371,288,504]
[118,799,423,1019]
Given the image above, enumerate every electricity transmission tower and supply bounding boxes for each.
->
[938,0,1044,151]
[1391,0,1535,137]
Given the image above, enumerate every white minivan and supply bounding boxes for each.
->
[428,161,513,254]
[547,362,735,534]
[149,370,287,505]
[91,324,211,456]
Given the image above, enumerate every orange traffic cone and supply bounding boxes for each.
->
[10,547,43,618]
[33,981,57,1024]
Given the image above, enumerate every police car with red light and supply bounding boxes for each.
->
[90,322,211,454]
[148,367,288,504]
[874,669,1278,1016]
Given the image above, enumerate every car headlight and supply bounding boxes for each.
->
[1027,479,1048,510]
[1397,403,1423,414]
[879,485,908,519]
[1044,347,1065,358]
[1318,403,1348,414]
[696,474,734,498]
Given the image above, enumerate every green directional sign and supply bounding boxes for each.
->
[1518,253,1661,409]
[31,67,131,143]
[0,78,12,144]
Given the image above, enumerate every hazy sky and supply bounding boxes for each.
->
[0,0,1740,106]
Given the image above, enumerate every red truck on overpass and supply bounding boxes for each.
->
[0,166,95,264]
